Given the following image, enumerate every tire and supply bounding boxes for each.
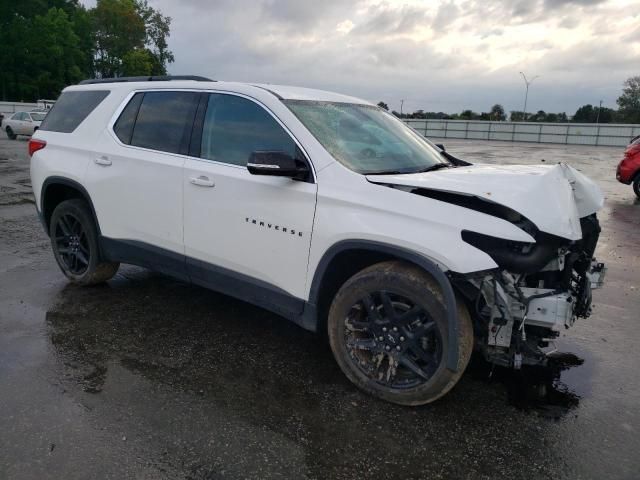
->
[6,127,17,140]
[327,260,473,406]
[633,175,640,199]
[49,199,119,285]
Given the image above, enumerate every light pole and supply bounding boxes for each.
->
[596,99,603,124]
[519,72,539,121]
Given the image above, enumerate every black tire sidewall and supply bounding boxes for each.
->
[633,176,640,199]
[6,127,16,139]
[327,261,467,405]
[49,199,102,284]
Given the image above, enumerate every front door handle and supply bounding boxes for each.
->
[189,175,215,187]
[95,155,112,166]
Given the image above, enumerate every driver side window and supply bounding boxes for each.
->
[200,94,296,166]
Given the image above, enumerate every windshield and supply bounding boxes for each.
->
[284,100,446,174]
[30,112,46,121]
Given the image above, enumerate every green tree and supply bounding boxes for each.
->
[617,76,640,123]
[91,0,146,77]
[0,4,87,101]
[489,104,506,121]
[136,0,174,75]
[122,48,154,76]
[459,109,479,120]
[90,0,173,77]
[29,7,85,99]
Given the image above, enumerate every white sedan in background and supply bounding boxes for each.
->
[2,111,47,139]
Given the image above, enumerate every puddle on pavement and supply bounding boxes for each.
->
[466,342,592,419]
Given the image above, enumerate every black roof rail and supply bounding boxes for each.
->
[78,75,215,85]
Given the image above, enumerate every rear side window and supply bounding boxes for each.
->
[113,93,143,144]
[39,90,110,133]
[129,91,199,154]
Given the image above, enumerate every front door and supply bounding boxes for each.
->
[183,93,317,315]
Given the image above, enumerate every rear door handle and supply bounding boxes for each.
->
[189,175,215,187]
[95,155,112,166]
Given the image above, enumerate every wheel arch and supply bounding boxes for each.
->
[305,240,460,371]
[41,177,101,236]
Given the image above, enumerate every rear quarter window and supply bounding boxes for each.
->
[39,90,110,133]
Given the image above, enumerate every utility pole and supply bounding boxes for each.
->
[519,72,539,122]
[596,99,603,124]
[400,99,404,116]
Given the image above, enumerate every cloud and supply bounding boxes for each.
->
[80,0,637,114]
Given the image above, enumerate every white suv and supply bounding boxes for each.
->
[29,76,606,405]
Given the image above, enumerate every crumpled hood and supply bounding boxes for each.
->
[366,163,604,241]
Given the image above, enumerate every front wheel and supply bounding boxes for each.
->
[633,175,640,199]
[327,260,473,406]
[49,199,120,285]
[6,127,17,140]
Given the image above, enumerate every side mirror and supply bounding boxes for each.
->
[435,143,446,151]
[247,151,309,181]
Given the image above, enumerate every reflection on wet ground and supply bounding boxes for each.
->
[46,269,591,420]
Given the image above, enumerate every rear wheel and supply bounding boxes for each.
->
[327,260,473,406]
[6,127,16,140]
[633,175,640,199]
[49,199,119,285]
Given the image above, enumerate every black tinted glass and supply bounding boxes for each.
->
[131,91,199,154]
[40,90,110,133]
[114,93,143,144]
[201,94,296,166]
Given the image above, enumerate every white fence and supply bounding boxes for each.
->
[404,119,640,147]
[0,101,39,117]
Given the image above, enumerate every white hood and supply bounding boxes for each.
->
[366,163,604,241]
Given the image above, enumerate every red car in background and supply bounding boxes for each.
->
[617,135,640,198]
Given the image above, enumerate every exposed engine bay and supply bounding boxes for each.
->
[454,213,605,368]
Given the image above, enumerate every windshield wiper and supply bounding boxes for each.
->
[415,163,452,173]
[365,170,412,175]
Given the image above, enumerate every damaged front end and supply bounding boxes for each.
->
[455,214,606,368]
[367,162,607,370]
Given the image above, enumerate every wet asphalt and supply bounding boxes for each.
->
[0,136,638,479]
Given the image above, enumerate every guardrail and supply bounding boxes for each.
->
[403,119,640,147]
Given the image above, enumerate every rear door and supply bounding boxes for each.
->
[86,90,200,276]
[183,93,317,311]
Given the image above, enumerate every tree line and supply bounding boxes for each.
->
[0,0,174,102]
[380,76,640,124]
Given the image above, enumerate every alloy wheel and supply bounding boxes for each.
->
[344,291,443,389]
[54,213,91,275]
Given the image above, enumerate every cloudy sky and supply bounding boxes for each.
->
[81,0,639,115]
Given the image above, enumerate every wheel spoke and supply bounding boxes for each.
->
[346,318,370,332]
[379,291,396,320]
[398,353,430,380]
[409,343,438,365]
[58,217,72,236]
[347,338,377,351]
[75,250,89,266]
[396,305,422,327]
[413,320,436,338]
[361,294,382,322]
[57,247,71,254]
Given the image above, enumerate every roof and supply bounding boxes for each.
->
[251,84,373,104]
[68,79,373,105]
